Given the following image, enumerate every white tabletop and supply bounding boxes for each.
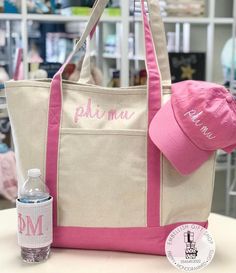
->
[0,209,235,273]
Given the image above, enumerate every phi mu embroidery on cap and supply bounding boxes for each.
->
[184,110,216,140]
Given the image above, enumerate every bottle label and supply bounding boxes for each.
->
[16,197,53,248]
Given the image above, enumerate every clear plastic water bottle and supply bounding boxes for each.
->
[16,169,53,263]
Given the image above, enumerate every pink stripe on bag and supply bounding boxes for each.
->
[45,73,62,226]
[13,48,23,81]
[52,221,208,255]
[141,0,162,227]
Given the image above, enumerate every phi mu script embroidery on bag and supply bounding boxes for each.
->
[74,98,135,123]
[184,110,216,140]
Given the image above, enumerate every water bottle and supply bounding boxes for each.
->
[16,169,53,263]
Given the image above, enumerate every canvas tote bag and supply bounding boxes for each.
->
[1,0,216,255]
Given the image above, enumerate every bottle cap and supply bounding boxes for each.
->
[28,168,41,178]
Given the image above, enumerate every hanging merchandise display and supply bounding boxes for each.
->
[3,0,227,256]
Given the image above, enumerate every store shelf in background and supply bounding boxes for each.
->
[129,55,145,60]
[215,162,235,172]
[0,13,230,24]
[0,13,21,20]
[0,16,233,24]
[27,14,122,23]
[129,16,234,25]
[130,16,210,24]
[0,15,233,25]
[103,53,121,59]
[214,18,234,24]
[0,13,234,25]
[103,53,145,61]
[163,17,209,24]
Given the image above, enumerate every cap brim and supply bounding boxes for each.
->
[149,100,213,175]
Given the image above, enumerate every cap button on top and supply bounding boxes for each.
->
[226,95,233,103]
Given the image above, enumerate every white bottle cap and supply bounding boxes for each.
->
[28,168,41,178]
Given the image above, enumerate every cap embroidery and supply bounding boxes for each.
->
[184,110,216,140]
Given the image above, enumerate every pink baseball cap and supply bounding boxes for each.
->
[149,80,236,175]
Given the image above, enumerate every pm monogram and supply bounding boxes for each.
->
[18,213,44,236]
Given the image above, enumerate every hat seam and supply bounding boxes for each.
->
[230,95,236,113]
[214,100,226,116]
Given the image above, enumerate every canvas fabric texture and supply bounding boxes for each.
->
[3,0,216,255]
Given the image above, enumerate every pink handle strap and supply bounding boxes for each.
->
[14,48,23,81]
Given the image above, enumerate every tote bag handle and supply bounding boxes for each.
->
[50,0,161,100]
[78,0,171,86]
[147,0,171,84]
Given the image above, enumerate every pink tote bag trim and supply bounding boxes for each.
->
[140,0,162,227]
[52,221,208,255]
[46,73,62,226]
